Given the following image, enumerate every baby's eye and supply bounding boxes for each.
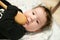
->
[32,12,35,15]
[36,20,39,24]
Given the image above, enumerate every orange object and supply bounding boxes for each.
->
[15,11,27,25]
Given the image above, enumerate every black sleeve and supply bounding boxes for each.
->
[0,5,27,39]
[3,5,20,19]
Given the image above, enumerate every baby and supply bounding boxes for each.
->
[23,4,52,32]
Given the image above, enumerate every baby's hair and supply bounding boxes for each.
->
[33,4,52,30]
[41,6,52,30]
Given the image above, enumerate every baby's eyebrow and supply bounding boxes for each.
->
[33,10,37,15]
[34,10,42,24]
[34,10,40,17]
[33,11,38,22]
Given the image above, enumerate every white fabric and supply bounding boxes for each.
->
[49,19,60,40]
[0,9,4,19]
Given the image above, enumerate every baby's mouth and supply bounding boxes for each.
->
[26,18,29,24]
[26,17,31,25]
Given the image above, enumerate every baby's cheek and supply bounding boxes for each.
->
[29,23,39,31]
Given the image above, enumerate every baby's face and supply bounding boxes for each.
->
[23,7,47,32]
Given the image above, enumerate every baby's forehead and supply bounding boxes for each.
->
[33,7,47,16]
[33,7,46,13]
[33,7,47,18]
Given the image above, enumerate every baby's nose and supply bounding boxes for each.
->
[27,16,36,23]
[31,16,36,20]
[27,17,32,23]
[30,16,36,22]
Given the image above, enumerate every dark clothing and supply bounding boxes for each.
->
[0,0,27,40]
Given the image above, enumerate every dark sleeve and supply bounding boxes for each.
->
[0,5,27,39]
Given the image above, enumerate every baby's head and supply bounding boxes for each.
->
[23,5,52,32]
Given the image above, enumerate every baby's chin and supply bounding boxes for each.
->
[22,23,28,28]
[26,29,41,32]
[23,25,40,32]
[27,29,42,32]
